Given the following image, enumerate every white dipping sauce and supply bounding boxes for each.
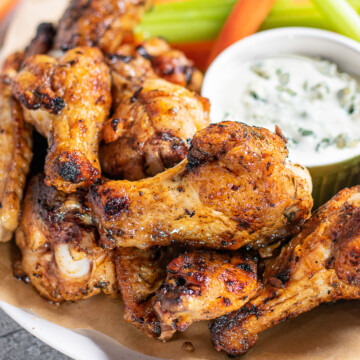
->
[214,55,360,166]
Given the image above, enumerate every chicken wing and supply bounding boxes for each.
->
[0,53,33,242]
[100,77,210,180]
[11,47,111,193]
[15,174,116,302]
[100,37,208,180]
[90,121,313,250]
[210,186,360,357]
[54,0,150,53]
[115,246,181,339]
[154,250,260,335]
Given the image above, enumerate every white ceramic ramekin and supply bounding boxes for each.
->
[202,27,360,208]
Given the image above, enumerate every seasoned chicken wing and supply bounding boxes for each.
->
[210,186,360,357]
[154,251,260,335]
[90,122,313,250]
[100,77,210,180]
[15,175,116,302]
[54,0,150,53]
[100,37,207,180]
[12,47,111,193]
[0,53,33,242]
[115,246,181,339]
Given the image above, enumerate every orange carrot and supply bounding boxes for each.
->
[0,0,20,23]
[207,0,277,67]
[171,40,214,71]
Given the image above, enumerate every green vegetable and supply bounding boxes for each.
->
[311,0,360,42]
[136,0,360,43]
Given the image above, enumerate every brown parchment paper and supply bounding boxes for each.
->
[1,1,360,359]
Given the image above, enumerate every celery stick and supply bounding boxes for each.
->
[136,0,360,43]
[139,20,223,43]
[141,7,231,24]
[312,0,360,41]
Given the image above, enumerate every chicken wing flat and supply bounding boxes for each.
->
[210,186,360,356]
[100,77,210,180]
[154,250,260,334]
[115,246,181,339]
[54,0,150,53]
[0,53,33,242]
[90,121,313,250]
[15,175,116,302]
[12,47,111,193]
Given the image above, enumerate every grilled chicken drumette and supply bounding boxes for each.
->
[154,251,260,337]
[54,0,150,53]
[15,175,117,302]
[210,186,360,357]
[12,47,111,193]
[90,122,313,250]
[0,53,33,242]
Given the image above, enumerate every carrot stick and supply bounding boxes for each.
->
[0,0,20,23]
[207,0,277,67]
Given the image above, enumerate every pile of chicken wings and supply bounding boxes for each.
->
[1,0,359,356]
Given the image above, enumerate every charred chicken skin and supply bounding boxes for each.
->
[0,53,33,242]
[115,246,181,339]
[12,47,111,193]
[100,77,210,180]
[154,251,260,337]
[90,122,313,250]
[15,175,117,302]
[210,186,360,357]
[54,0,150,53]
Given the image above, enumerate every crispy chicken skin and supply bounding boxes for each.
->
[12,47,111,193]
[0,53,33,242]
[100,77,210,180]
[154,251,260,336]
[210,186,360,357]
[115,246,181,339]
[15,175,117,303]
[54,0,150,53]
[90,122,313,250]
